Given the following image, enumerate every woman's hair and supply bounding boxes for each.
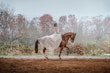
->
[54,23,57,27]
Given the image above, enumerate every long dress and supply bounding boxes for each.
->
[38,26,62,53]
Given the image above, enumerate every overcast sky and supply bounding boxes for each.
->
[0,0,110,20]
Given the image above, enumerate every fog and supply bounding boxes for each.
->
[0,0,110,56]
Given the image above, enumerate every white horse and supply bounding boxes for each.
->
[35,33,62,59]
[35,32,76,59]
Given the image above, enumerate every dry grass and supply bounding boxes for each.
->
[0,42,110,56]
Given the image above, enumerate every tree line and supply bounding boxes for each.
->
[0,3,110,47]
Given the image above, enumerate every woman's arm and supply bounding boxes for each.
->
[55,26,59,34]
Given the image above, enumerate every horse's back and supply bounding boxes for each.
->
[38,34,62,50]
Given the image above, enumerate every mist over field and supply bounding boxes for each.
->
[0,0,110,56]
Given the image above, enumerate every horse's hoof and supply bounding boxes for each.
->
[59,57,61,60]
[45,57,48,60]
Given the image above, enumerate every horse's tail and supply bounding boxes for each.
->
[35,40,39,53]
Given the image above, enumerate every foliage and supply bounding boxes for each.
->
[0,41,34,55]
[84,43,110,56]
[39,14,54,35]
[0,3,110,56]
[72,44,84,55]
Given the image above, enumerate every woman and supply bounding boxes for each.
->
[52,22,62,40]
[37,22,62,56]
[45,22,62,54]
[54,23,59,34]
[47,22,62,54]
[52,22,62,49]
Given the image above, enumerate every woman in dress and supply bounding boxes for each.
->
[51,22,62,47]
[35,22,62,58]
[54,23,59,34]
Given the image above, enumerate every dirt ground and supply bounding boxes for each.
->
[0,58,110,73]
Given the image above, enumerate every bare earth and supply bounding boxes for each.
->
[0,58,110,73]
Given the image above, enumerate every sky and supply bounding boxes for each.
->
[0,0,110,21]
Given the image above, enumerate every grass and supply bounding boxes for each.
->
[0,43,34,56]
[0,41,110,56]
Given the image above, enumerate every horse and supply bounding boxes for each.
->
[35,32,76,59]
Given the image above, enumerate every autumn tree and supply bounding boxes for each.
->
[30,17,41,34]
[0,3,14,41]
[102,16,110,42]
[39,14,53,35]
[15,14,28,38]
[68,15,77,33]
[92,15,103,43]
[59,16,67,33]
[103,16,110,35]
[76,20,84,43]
[28,17,41,38]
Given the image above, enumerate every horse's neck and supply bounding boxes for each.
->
[66,34,71,38]
[63,35,70,41]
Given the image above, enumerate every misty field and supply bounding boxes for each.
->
[0,3,110,56]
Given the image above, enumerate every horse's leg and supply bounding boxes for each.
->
[59,47,64,59]
[66,46,70,56]
[43,48,48,59]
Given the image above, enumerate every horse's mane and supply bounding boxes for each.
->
[64,32,74,36]
[62,32,74,38]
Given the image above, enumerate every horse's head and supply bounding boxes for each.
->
[70,33,76,42]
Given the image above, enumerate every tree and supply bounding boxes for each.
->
[92,15,103,43]
[0,4,14,41]
[29,17,41,38]
[15,14,27,38]
[103,16,110,34]
[68,15,77,33]
[39,14,53,35]
[76,21,84,43]
[103,16,110,41]
[59,15,67,33]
